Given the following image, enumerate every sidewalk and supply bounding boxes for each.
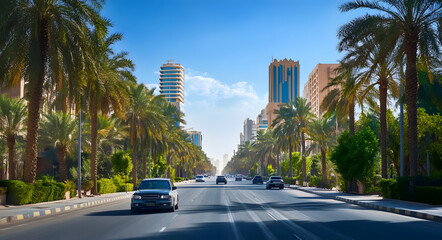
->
[0,191,134,225]
[287,184,442,223]
[0,179,194,225]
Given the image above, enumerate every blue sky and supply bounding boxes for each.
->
[101,0,365,165]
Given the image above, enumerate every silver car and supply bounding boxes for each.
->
[131,178,179,213]
[266,176,284,189]
[195,175,205,182]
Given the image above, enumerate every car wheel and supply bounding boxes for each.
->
[131,207,139,214]
[280,186,284,189]
[175,203,179,210]
[216,182,218,184]
[225,182,227,184]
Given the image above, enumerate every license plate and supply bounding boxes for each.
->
[146,202,155,206]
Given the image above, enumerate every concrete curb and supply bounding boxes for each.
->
[0,194,132,225]
[334,196,442,223]
[289,185,442,223]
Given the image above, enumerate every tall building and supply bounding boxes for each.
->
[266,59,300,125]
[187,130,202,147]
[256,108,268,131]
[305,63,340,118]
[243,118,254,142]
[159,60,185,109]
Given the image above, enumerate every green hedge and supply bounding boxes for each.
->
[31,177,67,203]
[0,187,6,195]
[97,178,117,194]
[415,186,442,205]
[283,177,297,185]
[174,177,184,182]
[116,183,133,192]
[0,180,34,205]
[378,178,398,199]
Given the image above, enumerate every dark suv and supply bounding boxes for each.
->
[252,175,263,184]
[216,175,227,184]
[131,178,178,213]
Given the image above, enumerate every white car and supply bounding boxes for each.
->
[195,175,205,182]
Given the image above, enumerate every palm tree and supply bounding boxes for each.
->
[272,102,301,178]
[293,97,313,180]
[338,0,442,176]
[39,111,77,181]
[343,39,400,178]
[85,32,135,194]
[307,116,336,183]
[0,0,106,183]
[0,95,27,179]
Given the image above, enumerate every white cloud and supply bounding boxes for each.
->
[182,72,267,163]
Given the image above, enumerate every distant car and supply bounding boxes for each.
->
[216,175,227,184]
[266,176,284,189]
[235,176,242,181]
[204,174,208,178]
[195,175,205,182]
[252,175,264,184]
[131,178,178,213]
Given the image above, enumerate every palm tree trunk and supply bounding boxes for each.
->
[141,136,147,179]
[90,101,98,195]
[289,142,293,178]
[380,78,388,179]
[321,148,327,182]
[23,17,50,183]
[131,122,137,186]
[301,132,306,180]
[57,146,67,181]
[348,100,355,135]
[7,135,16,180]
[404,34,419,177]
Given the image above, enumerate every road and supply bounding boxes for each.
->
[0,177,441,240]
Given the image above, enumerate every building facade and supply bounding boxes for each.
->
[305,63,340,118]
[243,118,254,142]
[256,108,268,131]
[159,60,185,109]
[187,130,202,147]
[266,59,300,125]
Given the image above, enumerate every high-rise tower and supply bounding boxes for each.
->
[266,59,300,125]
[159,60,185,109]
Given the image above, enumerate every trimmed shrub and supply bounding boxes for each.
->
[116,183,133,192]
[378,178,398,199]
[31,178,67,203]
[31,183,52,203]
[0,187,6,195]
[174,177,184,182]
[283,177,297,185]
[310,176,321,187]
[64,180,76,198]
[81,180,94,192]
[97,178,117,194]
[415,186,442,205]
[0,180,34,205]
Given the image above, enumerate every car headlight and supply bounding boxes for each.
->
[132,195,142,200]
[160,195,171,199]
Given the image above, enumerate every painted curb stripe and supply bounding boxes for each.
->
[16,215,23,220]
[33,212,40,217]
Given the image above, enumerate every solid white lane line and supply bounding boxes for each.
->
[225,192,242,240]
[267,212,278,221]
[229,192,277,240]
[160,227,166,232]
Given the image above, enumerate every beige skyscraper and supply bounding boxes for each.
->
[159,60,185,109]
[305,63,340,118]
[266,59,300,126]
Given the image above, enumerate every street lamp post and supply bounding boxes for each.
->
[77,111,82,199]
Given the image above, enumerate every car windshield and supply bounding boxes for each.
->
[138,180,170,190]
[196,176,203,178]
[217,176,225,178]
[255,176,262,179]
[271,177,281,180]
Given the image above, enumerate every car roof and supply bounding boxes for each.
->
[141,178,171,181]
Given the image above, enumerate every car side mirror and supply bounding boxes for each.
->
[172,186,177,190]
[133,186,138,191]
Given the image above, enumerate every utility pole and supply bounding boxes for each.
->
[77,111,82,198]
[400,83,404,177]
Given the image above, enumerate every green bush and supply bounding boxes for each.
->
[0,180,34,205]
[310,176,321,187]
[415,186,442,205]
[116,183,133,192]
[0,187,6,195]
[378,178,398,199]
[81,180,94,192]
[31,177,67,203]
[283,177,297,185]
[31,183,52,203]
[97,178,117,194]
[64,180,76,198]
[174,177,184,182]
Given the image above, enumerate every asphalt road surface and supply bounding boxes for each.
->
[1,177,441,240]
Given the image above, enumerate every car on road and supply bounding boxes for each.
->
[216,175,227,184]
[235,176,242,181]
[266,176,284,189]
[252,175,264,184]
[131,178,178,213]
[195,175,205,182]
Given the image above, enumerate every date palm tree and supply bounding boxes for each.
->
[272,102,301,178]
[338,0,442,176]
[293,97,314,180]
[39,111,77,181]
[0,95,27,180]
[0,0,106,183]
[307,116,336,183]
